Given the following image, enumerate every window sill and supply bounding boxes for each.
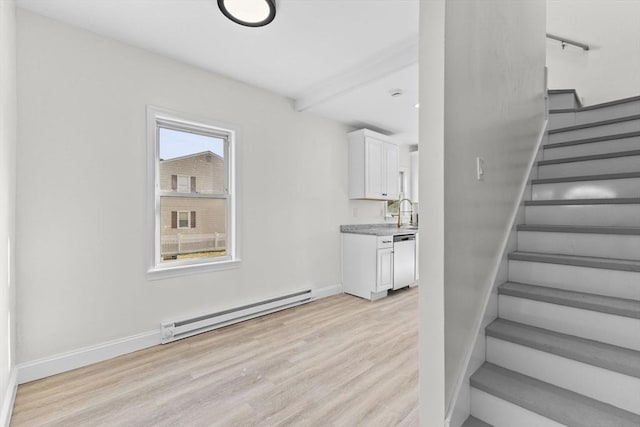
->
[147,258,241,281]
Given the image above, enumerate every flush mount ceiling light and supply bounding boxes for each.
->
[218,0,276,27]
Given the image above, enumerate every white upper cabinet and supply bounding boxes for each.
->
[366,137,384,197]
[348,129,400,201]
[385,143,399,199]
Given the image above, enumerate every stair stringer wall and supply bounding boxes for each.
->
[446,121,548,427]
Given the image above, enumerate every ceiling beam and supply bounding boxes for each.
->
[293,36,418,112]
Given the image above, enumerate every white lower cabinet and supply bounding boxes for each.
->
[342,233,394,300]
[376,247,394,292]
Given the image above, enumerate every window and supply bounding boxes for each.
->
[175,211,194,229]
[147,107,239,277]
[176,175,192,193]
[387,170,407,216]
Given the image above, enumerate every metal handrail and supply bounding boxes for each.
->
[546,33,590,51]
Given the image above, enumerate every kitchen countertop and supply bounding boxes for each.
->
[340,223,419,236]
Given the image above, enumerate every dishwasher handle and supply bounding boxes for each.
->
[393,234,415,242]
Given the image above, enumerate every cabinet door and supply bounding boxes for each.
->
[384,143,400,200]
[377,248,394,291]
[365,137,384,198]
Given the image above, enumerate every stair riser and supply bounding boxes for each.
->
[549,100,640,130]
[548,112,575,130]
[498,295,640,351]
[525,204,640,227]
[509,260,640,300]
[517,231,640,260]
[544,136,640,161]
[549,93,580,110]
[549,119,640,144]
[470,388,564,427]
[487,337,640,415]
[461,417,492,427]
[543,135,640,160]
[538,155,640,179]
[532,177,640,200]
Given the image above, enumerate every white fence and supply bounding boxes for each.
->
[161,233,226,256]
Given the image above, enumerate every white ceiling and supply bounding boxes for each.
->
[17,0,420,143]
[311,63,419,144]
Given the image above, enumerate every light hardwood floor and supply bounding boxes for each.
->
[11,288,418,427]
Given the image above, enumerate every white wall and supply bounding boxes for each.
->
[547,0,640,105]
[419,0,546,418]
[347,199,386,224]
[0,0,17,421]
[418,0,446,424]
[15,10,371,365]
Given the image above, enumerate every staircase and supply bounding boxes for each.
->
[461,90,640,427]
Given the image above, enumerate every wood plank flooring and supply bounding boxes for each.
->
[11,288,418,426]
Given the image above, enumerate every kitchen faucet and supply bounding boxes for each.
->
[397,198,414,227]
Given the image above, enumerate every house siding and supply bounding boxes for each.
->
[158,152,227,258]
[159,151,225,195]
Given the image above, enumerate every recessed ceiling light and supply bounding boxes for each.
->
[414,103,420,109]
[218,0,276,27]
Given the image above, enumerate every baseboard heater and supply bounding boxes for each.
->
[160,289,312,344]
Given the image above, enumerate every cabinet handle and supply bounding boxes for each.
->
[382,240,392,243]
[382,193,387,196]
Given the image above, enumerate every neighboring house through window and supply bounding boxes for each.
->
[147,106,239,277]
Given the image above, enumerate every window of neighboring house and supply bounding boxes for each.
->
[174,210,194,229]
[147,106,239,278]
[176,175,192,193]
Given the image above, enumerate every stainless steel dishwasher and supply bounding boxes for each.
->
[393,234,416,290]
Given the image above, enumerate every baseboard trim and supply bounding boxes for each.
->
[0,368,17,427]
[312,284,343,300]
[17,330,162,385]
[16,285,344,385]
[445,119,549,427]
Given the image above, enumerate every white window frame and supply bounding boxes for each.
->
[147,106,240,279]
